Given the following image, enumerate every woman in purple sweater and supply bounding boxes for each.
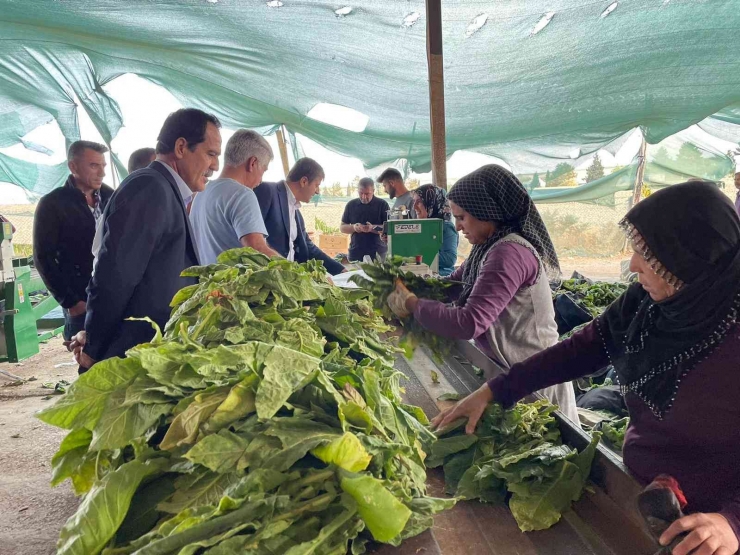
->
[388,165,578,423]
[432,181,740,555]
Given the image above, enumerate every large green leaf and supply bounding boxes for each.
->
[185,430,251,473]
[127,342,195,389]
[258,418,341,471]
[205,374,258,432]
[255,347,321,419]
[507,433,601,531]
[339,472,411,543]
[36,357,144,430]
[160,387,230,450]
[157,469,241,514]
[50,428,93,493]
[283,507,359,555]
[427,434,478,468]
[267,268,324,301]
[56,458,166,555]
[311,432,372,472]
[91,388,172,451]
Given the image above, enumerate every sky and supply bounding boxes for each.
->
[1,73,735,205]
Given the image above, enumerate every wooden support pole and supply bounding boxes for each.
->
[426,0,447,190]
[276,125,291,178]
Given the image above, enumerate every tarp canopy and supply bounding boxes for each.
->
[1,0,739,195]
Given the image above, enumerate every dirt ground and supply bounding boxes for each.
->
[0,338,80,555]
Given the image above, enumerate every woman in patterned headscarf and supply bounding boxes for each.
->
[431,181,740,555]
[388,165,578,423]
[412,184,458,276]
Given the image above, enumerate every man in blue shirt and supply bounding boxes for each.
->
[190,129,280,264]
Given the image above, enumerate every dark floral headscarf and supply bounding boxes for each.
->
[414,184,451,221]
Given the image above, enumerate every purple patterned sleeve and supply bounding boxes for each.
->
[414,242,539,340]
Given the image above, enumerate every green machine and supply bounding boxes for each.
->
[0,221,64,362]
[386,218,444,274]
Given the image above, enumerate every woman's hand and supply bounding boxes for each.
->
[431,384,494,435]
[387,279,417,318]
[660,513,739,555]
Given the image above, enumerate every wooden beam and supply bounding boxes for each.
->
[276,125,291,177]
[426,0,447,189]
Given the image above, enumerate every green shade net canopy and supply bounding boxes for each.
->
[1,0,739,196]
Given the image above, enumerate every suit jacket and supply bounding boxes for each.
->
[254,181,344,275]
[33,176,114,308]
[83,161,200,361]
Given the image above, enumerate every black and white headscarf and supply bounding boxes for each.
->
[448,165,560,306]
[599,181,740,419]
[414,184,451,221]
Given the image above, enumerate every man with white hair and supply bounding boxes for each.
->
[190,129,280,263]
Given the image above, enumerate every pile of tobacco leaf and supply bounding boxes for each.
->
[38,249,454,555]
[557,278,628,318]
[350,257,458,359]
[430,398,600,532]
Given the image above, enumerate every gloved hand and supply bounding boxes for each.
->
[387,279,416,318]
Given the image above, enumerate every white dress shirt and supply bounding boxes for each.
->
[286,185,301,261]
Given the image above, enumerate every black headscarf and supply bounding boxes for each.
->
[599,181,740,419]
[414,184,451,221]
[448,165,560,306]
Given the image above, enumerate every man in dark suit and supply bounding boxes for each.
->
[254,158,345,275]
[74,108,222,370]
[33,140,114,342]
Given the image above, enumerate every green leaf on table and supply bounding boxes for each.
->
[50,428,93,492]
[260,417,341,471]
[91,388,172,451]
[338,402,373,434]
[160,386,230,450]
[507,433,600,531]
[56,458,166,555]
[339,471,411,543]
[427,434,478,468]
[157,468,241,514]
[255,346,321,419]
[205,374,258,432]
[311,432,372,472]
[185,429,251,473]
[36,357,144,431]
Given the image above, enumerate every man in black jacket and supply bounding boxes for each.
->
[33,140,113,341]
[74,108,222,370]
[254,158,345,275]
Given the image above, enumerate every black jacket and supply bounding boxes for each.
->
[254,180,344,275]
[33,176,113,308]
[83,161,200,361]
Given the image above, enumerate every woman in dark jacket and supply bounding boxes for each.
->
[432,181,740,555]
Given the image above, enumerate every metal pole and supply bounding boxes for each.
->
[629,134,647,209]
[426,0,447,190]
[276,126,291,178]
[623,133,648,254]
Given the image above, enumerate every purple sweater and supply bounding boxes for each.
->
[488,322,740,542]
[414,242,539,356]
